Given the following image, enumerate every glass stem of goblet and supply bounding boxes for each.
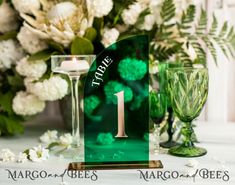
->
[182,122,194,148]
[154,124,160,154]
[166,107,174,142]
[69,76,80,147]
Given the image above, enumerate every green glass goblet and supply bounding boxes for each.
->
[167,67,208,157]
[158,62,183,148]
[150,90,167,154]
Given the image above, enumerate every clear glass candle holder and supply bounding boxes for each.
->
[51,55,96,148]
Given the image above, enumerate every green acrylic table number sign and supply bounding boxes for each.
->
[69,35,163,170]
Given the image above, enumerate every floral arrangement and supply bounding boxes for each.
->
[0,0,234,136]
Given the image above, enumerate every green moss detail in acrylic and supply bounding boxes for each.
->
[118,58,147,81]
[97,133,115,145]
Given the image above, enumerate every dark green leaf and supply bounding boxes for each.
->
[136,8,151,25]
[28,49,58,61]
[0,92,14,115]
[7,72,24,88]
[71,36,94,55]
[0,115,24,136]
[93,18,104,39]
[48,41,65,54]
[0,31,17,41]
[84,27,97,41]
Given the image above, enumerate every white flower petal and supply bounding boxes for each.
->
[13,91,45,116]
[27,76,68,101]
[0,149,15,162]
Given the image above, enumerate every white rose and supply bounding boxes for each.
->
[13,91,46,116]
[59,133,73,147]
[0,40,25,70]
[101,28,119,47]
[121,3,143,25]
[47,2,77,23]
[12,0,40,14]
[16,56,47,79]
[17,26,48,54]
[0,149,15,162]
[27,76,68,101]
[39,130,58,144]
[90,0,113,18]
[29,145,49,162]
[0,1,19,33]
[16,152,28,163]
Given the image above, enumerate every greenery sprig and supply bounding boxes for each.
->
[151,0,235,65]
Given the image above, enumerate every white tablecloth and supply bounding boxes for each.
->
[0,119,235,185]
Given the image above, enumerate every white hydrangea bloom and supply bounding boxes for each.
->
[27,76,68,101]
[101,28,119,47]
[89,0,113,18]
[16,152,28,163]
[17,26,48,54]
[0,149,15,162]
[149,0,164,24]
[12,0,40,14]
[0,1,19,33]
[121,3,143,25]
[29,145,49,162]
[0,40,25,70]
[16,56,47,79]
[12,91,46,116]
[59,133,73,147]
[139,14,155,31]
[39,130,58,144]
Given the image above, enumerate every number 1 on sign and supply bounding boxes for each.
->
[114,91,128,138]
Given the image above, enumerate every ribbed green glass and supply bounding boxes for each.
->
[167,67,208,157]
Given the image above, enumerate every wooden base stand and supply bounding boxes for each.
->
[68,160,163,170]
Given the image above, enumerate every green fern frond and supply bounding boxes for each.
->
[191,42,207,62]
[154,43,182,60]
[226,43,235,58]
[160,0,176,22]
[219,21,228,38]
[177,48,191,63]
[214,38,230,58]
[178,5,196,37]
[202,37,217,64]
[209,14,218,36]
[179,5,196,32]
[227,27,234,41]
[196,8,207,35]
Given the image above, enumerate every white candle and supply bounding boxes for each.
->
[60,57,89,72]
